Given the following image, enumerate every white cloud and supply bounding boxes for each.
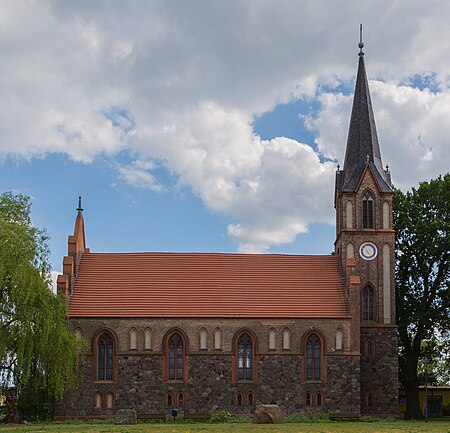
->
[1,1,450,250]
[307,81,450,191]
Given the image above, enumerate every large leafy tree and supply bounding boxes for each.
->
[0,192,78,419]
[394,174,450,419]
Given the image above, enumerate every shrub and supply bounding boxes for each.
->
[209,411,251,423]
[284,412,331,423]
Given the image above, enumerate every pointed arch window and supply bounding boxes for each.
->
[237,333,253,381]
[214,328,222,350]
[367,393,374,407]
[94,392,102,409]
[236,392,243,406]
[177,392,184,407]
[106,392,114,408]
[306,334,321,381]
[129,328,137,350]
[199,328,207,350]
[268,328,276,350]
[144,328,152,350]
[317,392,323,407]
[97,333,113,381]
[363,285,375,321]
[248,391,255,407]
[305,392,312,407]
[168,333,184,380]
[282,328,291,350]
[362,191,374,228]
[166,391,173,407]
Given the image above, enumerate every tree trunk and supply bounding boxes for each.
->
[403,376,422,419]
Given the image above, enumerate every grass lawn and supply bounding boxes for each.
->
[1,420,450,433]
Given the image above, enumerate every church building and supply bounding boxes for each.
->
[56,40,398,418]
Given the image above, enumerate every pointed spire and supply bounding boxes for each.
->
[340,29,392,193]
[76,196,83,215]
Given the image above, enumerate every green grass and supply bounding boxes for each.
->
[1,420,450,433]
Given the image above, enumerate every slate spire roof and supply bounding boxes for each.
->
[338,37,392,193]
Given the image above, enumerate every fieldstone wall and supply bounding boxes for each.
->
[326,354,360,416]
[56,317,366,418]
[360,327,398,415]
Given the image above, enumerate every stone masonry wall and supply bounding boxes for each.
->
[56,317,361,418]
[360,327,398,415]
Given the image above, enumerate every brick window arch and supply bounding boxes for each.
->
[106,392,114,408]
[237,333,253,381]
[365,339,375,356]
[177,392,185,407]
[305,391,312,407]
[166,391,173,407]
[306,334,321,381]
[167,332,185,381]
[362,285,376,321]
[316,392,323,407]
[93,392,102,409]
[96,332,114,381]
[236,391,244,406]
[248,391,255,407]
[362,190,374,229]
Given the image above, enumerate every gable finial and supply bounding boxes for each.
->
[358,23,364,56]
[76,196,83,215]
[366,154,370,164]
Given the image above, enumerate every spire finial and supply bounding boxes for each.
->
[76,196,83,215]
[358,23,364,56]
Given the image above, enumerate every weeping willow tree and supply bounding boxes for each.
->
[0,192,79,419]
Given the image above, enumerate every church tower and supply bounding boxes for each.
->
[334,31,398,415]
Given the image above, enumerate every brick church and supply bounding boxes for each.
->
[56,40,398,418]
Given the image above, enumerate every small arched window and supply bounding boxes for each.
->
[177,392,184,407]
[268,328,276,350]
[282,328,291,350]
[362,191,374,229]
[106,392,114,408]
[236,392,243,406]
[305,392,312,407]
[237,333,253,381]
[97,333,113,381]
[363,285,375,321]
[130,328,137,350]
[347,242,354,259]
[166,391,173,407]
[199,328,208,350]
[367,393,374,407]
[94,392,102,409]
[316,392,323,407]
[366,340,375,356]
[248,391,255,407]
[214,328,222,350]
[306,334,321,381]
[168,333,184,381]
[144,328,152,350]
[335,329,343,351]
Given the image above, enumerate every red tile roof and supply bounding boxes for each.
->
[68,252,349,318]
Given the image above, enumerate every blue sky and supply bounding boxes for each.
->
[1,1,449,273]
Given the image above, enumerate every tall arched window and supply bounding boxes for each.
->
[367,393,374,407]
[94,392,102,409]
[97,333,113,381]
[306,334,321,381]
[237,333,253,381]
[317,392,323,407]
[168,333,184,380]
[248,391,255,407]
[106,392,114,408]
[362,191,374,229]
[236,392,243,406]
[363,285,375,321]
[177,392,184,407]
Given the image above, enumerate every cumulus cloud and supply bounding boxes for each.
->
[1,1,450,251]
[307,80,450,191]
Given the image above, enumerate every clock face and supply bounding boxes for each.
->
[359,242,378,261]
